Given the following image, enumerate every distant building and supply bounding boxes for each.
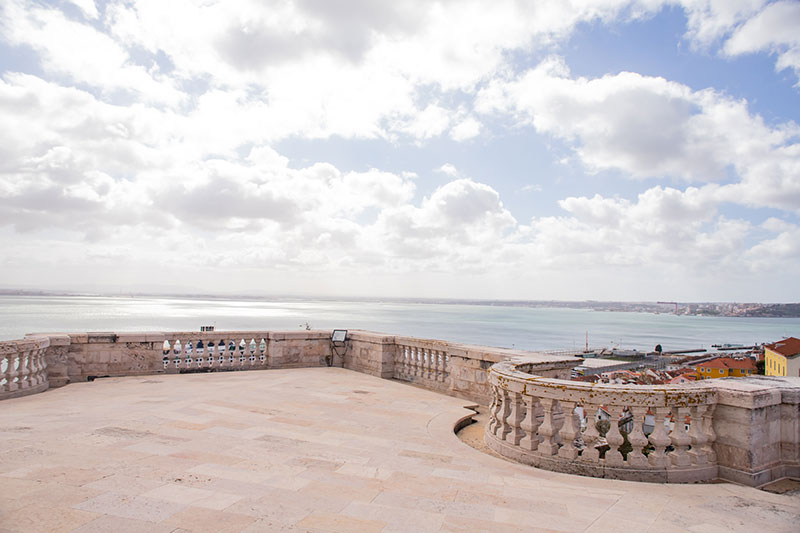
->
[764,337,800,377]
[695,357,756,380]
[667,372,696,384]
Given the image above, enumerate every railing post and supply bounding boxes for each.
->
[505,392,525,445]
[579,404,601,463]
[496,389,511,438]
[648,407,671,468]
[537,398,562,455]
[627,406,649,468]
[669,406,692,467]
[487,385,500,434]
[519,394,542,451]
[604,406,625,466]
[688,404,709,465]
[557,400,580,460]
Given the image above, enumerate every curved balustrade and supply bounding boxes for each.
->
[486,359,718,483]
[162,334,270,372]
[0,337,49,400]
[394,341,450,387]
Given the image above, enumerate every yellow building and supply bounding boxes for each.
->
[765,337,800,377]
[695,357,756,380]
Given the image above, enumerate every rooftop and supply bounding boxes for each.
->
[695,357,757,370]
[2,368,798,532]
[766,337,800,358]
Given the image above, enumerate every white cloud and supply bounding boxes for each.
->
[436,164,459,177]
[450,116,482,141]
[724,0,800,81]
[1,1,183,105]
[476,57,800,212]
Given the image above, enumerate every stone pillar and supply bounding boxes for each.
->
[711,377,799,486]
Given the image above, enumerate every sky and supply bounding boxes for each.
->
[0,0,799,302]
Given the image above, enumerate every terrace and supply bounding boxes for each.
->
[1,330,799,532]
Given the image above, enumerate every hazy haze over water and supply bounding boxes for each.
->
[1,295,797,352]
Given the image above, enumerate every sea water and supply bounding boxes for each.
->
[0,295,797,352]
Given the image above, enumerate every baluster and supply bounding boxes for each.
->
[17,353,28,389]
[504,392,525,445]
[487,385,497,434]
[604,406,625,466]
[27,351,38,386]
[648,407,671,468]
[579,404,601,462]
[498,389,512,440]
[557,401,580,459]
[443,354,450,380]
[2,352,11,393]
[537,398,562,455]
[425,349,433,379]
[519,395,542,451]
[249,338,256,365]
[172,339,181,369]
[431,350,439,381]
[162,340,171,369]
[702,404,717,463]
[31,350,43,386]
[626,406,649,467]
[7,353,19,392]
[26,352,35,387]
[688,405,709,464]
[259,338,267,364]
[669,406,692,467]
[36,350,47,386]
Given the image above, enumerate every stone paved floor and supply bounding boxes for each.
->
[1,368,798,532]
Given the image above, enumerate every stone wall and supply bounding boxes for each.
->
[347,330,578,405]
[712,376,800,486]
[10,329,578,406]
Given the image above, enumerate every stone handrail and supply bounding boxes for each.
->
[486,357,800,486]
[0,336,50,400]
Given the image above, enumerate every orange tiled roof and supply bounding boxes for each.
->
[697,357,756,371]
[765,337,800,358]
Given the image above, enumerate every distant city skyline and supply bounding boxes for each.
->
[1,1,799,301]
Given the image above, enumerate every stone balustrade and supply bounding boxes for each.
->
[486,358,800,486]
[394,339,450,392]
[4,328,797,487]
[162,333,270,371]
[0,336,50,400]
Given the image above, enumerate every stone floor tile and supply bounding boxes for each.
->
[161,506,257,532]
[71,515,177,533]
[296,512,387,532]
[341,500,444,533]
[0,503,99,533]
[439,515,544,532]
[72,492,186,523]
[82,474,167,496]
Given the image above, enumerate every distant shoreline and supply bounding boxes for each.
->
[1,289,798,318]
